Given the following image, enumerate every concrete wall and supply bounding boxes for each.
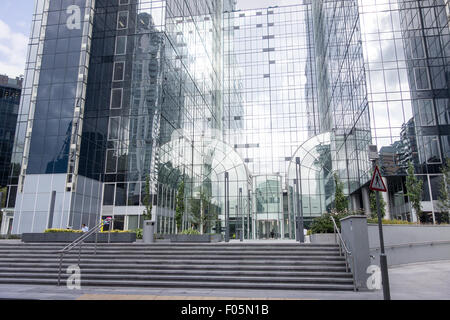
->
[12,174,102,233]
[368,224,450,266]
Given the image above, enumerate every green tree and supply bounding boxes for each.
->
[437,158,450,221]
[175,181,185,232]
[189,189,217,233]
[0,187,6,208]
[333,172,348,213]
[405,161,425,223]
[142,175,153,221]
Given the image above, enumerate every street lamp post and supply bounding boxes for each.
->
[295,157,304,243]
[225,172,230,243]
[239,187,244,242]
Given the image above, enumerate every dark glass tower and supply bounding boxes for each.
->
[10,0,228,234]
[0,76,22,189]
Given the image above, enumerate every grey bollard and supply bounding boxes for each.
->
[340,215,371,290]
[143,220,155,244]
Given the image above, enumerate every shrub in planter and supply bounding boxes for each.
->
[367,219,415,225]
[310,212,351,234]
[132,229,143,239]
[45,229,83,233]
[180,228,201,235]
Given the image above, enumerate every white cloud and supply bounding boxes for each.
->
[0,19,28,78]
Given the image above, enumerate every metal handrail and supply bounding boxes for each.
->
[330,216,357,292]
[57,218,114,286]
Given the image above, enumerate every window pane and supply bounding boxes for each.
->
[423,136,441,163]
[113,62,125,81]
[108,117,120,140]
[128,183,140,206]
[117,12,128,30]
[115,36,127,55]
[115,184,127,206]
[414,68,430,90]
[103,184,115,205]
[111,89,122,109]
[417,100,436,126]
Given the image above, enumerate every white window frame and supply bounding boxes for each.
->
[413,67,431,91]
[115,36,127,55]
[108,116,121,141]
[117,11,129,30]
[417,99,436,126]
[112,61,125,82]
[110,88,123,109]
[424,136,442,165]
[410,36,426,59]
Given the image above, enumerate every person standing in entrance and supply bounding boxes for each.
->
[270,229,275,239]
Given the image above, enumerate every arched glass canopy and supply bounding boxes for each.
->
[158,129,252,237]
[286,132,336,233]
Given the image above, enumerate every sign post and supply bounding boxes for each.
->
[368,145,391,300]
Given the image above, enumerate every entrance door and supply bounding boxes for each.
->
[7,218,13,235]
[257,220,279,239]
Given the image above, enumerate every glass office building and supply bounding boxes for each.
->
[8,0,231,234]
[4,0,449,236]
[359,0,450,223]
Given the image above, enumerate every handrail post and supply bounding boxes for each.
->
[58,252,63,286]
[78,241,82,266]
[95,227,98,255]
[352,255,357,292]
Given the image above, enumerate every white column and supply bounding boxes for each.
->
[362,187,371,217]
[382,177,391,220]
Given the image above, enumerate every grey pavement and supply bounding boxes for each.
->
[0,260,449,300]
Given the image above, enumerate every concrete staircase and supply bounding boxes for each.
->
[0,242,355,291]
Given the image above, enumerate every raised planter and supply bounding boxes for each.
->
[22,232,136,243]
[310,233,337,244]
[164,234,223,243]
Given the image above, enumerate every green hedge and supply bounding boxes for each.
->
[44,229,83,233]
[180,228,201,235]
[310,212,351,234]
[44,229,135,234]
[367,219,416,225]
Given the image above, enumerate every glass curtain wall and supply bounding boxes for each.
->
[158,130,252,237]
[309,0,372,203]
[359,0,450,222]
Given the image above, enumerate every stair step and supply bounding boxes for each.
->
[0,242,353,291]
[0,254,346,261]
[0,258,347,266]
[0,278,355,291]
[0,267,352,278]
[0,273,354,284]
[0,262,348,272]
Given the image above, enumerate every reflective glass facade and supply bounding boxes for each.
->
[9,0,231,234]
[6,0,449,235]
[359,0,450,222]
[0,77,22,189]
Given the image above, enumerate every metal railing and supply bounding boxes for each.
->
[57,218,114,286]
[330,216,357,292]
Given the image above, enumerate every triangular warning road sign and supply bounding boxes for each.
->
[370,166,387,192]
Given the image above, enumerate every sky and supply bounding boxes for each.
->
[0,0,34,78]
